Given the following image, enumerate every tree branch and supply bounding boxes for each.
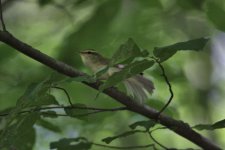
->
[0,31,222,149]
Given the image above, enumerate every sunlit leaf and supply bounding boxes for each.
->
[153,38,209,62]
[110,38,146,65]
[129,120,155,130]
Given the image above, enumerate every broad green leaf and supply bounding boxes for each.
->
[194,119,225,131]
[153,38,209,62]
[99,67,127,91]
[193,124,213,131]
[50,137,92,150]
[212,119,225,129]
[64,104,89,120]
[100,60,154,90]
[206,1,225,32]
[127,60,154,75]
[102,130,142,144]
[110,38,146,65]
[36,118,61,133]
[16,80,51,109]
[0,113,39,150]
[129,120,155,131]
[33,94,59,107]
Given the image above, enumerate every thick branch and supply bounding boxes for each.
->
[0,31,221,150]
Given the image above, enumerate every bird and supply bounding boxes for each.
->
[80,49,154,104]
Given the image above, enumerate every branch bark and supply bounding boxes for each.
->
[0,31,222,149]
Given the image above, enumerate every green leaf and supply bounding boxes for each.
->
[129,120,155,130]
[36,118,61,133]
[110,38,145,65]
[102,130,142,144]
[212,119,225,129]
[193,119,225,130]
[50,137,92,150]
[0,113,39,150]
[64,104,89,120]
[153,38,209,62]
[33,94,59,107]
[127,60,154,75]
[16,80,51,109]
[100,60,154,90]
[193,124,213,131]
[206,1,225,32]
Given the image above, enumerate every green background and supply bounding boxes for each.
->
[1,0,225,149]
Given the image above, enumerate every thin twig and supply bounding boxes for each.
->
[0,0,6,31]
[0,105,128,117]
[51,86,73,106]
[148,127,201,150]
[92,142,155,149]
[102,130,146,143]
[41,110,122,118]
[147,130,168,150]
[151,57,174,115]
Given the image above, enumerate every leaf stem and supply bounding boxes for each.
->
[151,56,174,116]
[51,86,73,106]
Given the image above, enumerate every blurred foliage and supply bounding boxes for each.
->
[1,0,225,149]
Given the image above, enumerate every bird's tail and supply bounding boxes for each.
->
[123,75,154,104]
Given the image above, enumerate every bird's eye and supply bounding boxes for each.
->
[87,51,91,54]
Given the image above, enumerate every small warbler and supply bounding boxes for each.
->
[80,50,154,103]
